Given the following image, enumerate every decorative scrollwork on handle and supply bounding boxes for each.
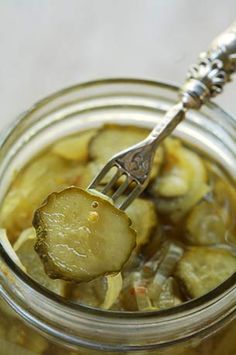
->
[181,56,228,110]
[188,56,226,96]
[181,22,236,110]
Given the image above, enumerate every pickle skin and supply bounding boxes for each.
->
[33,187,136,283]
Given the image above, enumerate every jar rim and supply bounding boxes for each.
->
[1,78,236,350]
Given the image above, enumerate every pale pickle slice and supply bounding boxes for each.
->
[176,247,236,298]
[33,187,136,282]
[150,138,191,198]
[155,138,210,221]
[126,198,158,249]
[0,153,84,241]
[14,228,66,296]
[52,129,97,161]
[89,124,164,181]
[185,201,227,245]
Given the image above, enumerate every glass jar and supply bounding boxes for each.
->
[0,79,236,355]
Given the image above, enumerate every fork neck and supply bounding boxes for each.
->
[145,102,186,149]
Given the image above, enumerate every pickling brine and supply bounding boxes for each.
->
[1,123,236,315]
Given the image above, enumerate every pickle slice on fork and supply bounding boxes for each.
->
[33,187,136,282]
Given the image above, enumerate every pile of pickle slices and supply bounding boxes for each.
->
[1,124,236,312]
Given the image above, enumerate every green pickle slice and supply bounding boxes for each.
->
[176,246,236,298]
[33,187,136,282]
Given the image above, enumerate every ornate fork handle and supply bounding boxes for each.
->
[146,22,236,147]
[181,22,236,109]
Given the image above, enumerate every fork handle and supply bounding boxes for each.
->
[147,22,236,146]
[181,21,236,109]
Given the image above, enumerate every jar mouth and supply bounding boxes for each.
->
[1,77,236,349]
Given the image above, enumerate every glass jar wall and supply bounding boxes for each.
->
[0,79,236,354]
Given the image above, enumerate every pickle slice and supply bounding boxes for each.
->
[176,247,236,298]
[126,198,158,249]
[52,129,97,161]
[14,228,66,296]
[155,138,210,221]
[89,124,164,181]
[0,153,84,241]
[185,201,227,245]
[33,187,136,282]
[150,138,191,198]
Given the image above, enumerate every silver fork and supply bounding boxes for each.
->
[89,22,236,210]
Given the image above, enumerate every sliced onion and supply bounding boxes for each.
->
[148,243,183,304]
[101,273,123,309]
[153,243,183,285]
[133,285,153,311]
[158,277,182,309]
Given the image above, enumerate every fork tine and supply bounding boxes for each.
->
[111,175,130,201]
[119,184,144,210]
[88,161,114,189]
[102,168,122,194]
